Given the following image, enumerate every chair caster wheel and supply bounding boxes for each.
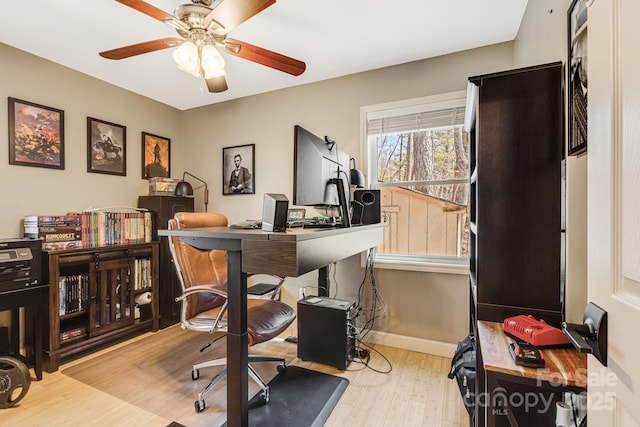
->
[195,399,206,413]
[192,369,199,380]
[276,363,286,374]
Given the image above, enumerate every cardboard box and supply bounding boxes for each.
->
[149,177,182,196]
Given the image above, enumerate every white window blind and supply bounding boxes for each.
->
[367,106,466,135]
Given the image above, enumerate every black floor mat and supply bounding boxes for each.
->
[223,365,349,427]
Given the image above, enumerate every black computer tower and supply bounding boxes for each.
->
[297,296,356,370]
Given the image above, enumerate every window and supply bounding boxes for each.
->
[361,91,470,274]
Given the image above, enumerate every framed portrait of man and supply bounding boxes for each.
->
[223,144,255,195]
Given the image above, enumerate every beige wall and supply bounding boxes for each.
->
[1,0,585,349]
[0,42,183,238]
[180,43,514,345]
[514,0,588,324]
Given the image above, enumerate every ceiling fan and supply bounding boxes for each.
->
[99,0,306,93]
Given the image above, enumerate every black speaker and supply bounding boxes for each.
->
[352,189,381,225]
[261,193,289,232]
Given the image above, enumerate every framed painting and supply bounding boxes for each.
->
[223,144,255,195]
[8,97,65,169]
[142,132,170,179]
[87,117,126,176]
[567,0,589,156]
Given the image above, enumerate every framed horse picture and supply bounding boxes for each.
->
[87,117,126,176]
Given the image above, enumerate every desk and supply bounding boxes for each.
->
[0,285,48,381]
[477,321,587,427]
[159,223,383,426]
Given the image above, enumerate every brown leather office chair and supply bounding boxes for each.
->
[167,212,296,413]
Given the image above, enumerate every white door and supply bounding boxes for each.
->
[588,0,640,425]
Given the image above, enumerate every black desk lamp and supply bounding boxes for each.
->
[175,171,209,212]
[349,158,365,188]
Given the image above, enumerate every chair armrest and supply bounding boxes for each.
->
[176,284,229,301]
[247,274,285,299]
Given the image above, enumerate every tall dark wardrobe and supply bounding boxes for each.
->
[467,61,565,327]
[466,62,565,426]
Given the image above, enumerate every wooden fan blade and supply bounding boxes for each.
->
[99,38,182,60]
[205,75,229,92]
[205,0,275,32]
[115,0,174,22]
[224,38,306,76]
[115,0,189,31]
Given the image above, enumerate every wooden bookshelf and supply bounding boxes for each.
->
[43,242,159,372]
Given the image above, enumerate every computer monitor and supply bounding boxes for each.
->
[293,125,351,226]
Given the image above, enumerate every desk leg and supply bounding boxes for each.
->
[226,250,249,427]
[34,288,43,381]
[318,266,329,297]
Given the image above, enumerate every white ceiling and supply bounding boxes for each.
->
[0,0,527,111]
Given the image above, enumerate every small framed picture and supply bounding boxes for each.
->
[288,208,306,221]
[223,144,255,195]
[142,132,170,179]
[567,0,588,156]
[8,97,65,169]
[87,117,126,176]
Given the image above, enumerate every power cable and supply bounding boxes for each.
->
[352,247,391,374]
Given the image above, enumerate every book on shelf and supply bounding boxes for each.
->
[60,326,87,341]
[40,228,82,243]
[43,240,84,251]
[37,225,82,233]
[24,214,82,225]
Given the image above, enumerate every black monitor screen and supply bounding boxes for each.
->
[293,125,350,207]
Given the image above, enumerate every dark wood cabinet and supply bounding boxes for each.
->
[466,62,565,427]
[44,242,159,371]
[137,195,194,329]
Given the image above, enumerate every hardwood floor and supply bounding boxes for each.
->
[3,331,468,426]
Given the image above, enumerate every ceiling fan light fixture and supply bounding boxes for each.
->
[201,44,225,78]
[101,0,304,94]
[173,41,200,74]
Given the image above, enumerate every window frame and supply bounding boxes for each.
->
[360,90,470,275]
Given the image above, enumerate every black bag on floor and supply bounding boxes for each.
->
[448,334,476,420]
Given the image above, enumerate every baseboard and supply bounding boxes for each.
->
[363,331,456,358]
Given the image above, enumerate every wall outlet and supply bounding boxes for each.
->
[298,287,305,300]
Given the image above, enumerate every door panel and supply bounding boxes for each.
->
[589,0,640,425]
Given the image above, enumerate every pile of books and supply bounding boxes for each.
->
[24,214,83,250]
[79,210,152,247]
[24,209,153,250]
[58,273,89,316]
